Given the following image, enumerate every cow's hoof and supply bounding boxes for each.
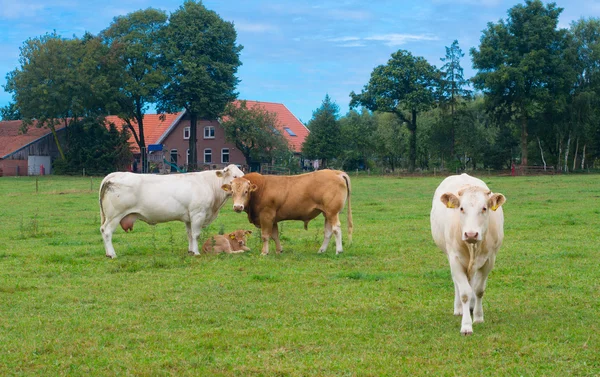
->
[460,326,473,336]
[261,252,269,256]
[335,250,343,255]
[473,316,484,324]
[317,249,326,254]
[454,311,463,316]
[106,254,116,259]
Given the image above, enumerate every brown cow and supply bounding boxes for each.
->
[221,170,353,255]
[202,230,253,254]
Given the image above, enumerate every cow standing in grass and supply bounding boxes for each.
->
[430,173,506,335]
[221,170,353,255]
[99,164,244,258]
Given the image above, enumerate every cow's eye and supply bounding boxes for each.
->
[460,207,464,212]
[244,191,248,194]
[483,207,487,212]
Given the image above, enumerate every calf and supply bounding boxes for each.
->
[430,173,506,335]
[99,164,244,258]
[221,170,353,255]
[202,230,253,254]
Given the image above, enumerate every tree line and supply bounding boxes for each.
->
[3,0,600,174]
[304,0,600,173]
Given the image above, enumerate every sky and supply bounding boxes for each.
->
[1,0,600,124]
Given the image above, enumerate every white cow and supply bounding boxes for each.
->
[99,164,244,258]
[430,173,506,335]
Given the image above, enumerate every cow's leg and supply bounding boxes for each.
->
[330,213,343,255]
[271,223,283,254]
[185,222,193,254]
[448,251,474,335]
[453,281,462,316]
[258,215,274,256]
[100,217,121,258]
[471,258,494,324]
[317,219,333,254]
[189,219,203,256]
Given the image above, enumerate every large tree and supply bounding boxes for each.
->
[470,0,569,167]
[439,40,471,158]
[350,50,438,171]
[101,8,168,173]
[0,102,21,121]
[3,32,112,159]
[302,95,342,168]
[220,100,291,167]
[157,0,242,171]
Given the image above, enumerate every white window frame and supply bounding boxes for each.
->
[204,126,215,139]
[183,126,190,140]
[221,148,230,164]
[204,148,212,164]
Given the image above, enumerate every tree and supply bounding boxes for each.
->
[338,108,377,170]
[101,8,168,173]
[53,117,132,175]
[470,0,569,167]
[350,50,438,171]
[220,100,291,167]
[3,32,112,160]
[157,0,243,171]
[439,40,471,158]
[302,95,342,168]
[0,102,21,120]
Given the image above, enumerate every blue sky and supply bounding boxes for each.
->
[1,0,599,123]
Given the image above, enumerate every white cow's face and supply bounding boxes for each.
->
[221,177,257,213]
[441,186,505,244]
[216,164,245,186]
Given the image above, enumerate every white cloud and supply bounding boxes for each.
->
[0,1,45,19]
[234,21,278,33]
[365,33,439,46]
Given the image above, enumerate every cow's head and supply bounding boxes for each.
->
[228,229,252,247]
[441,186,506,244]
[215,164,244,187]
[221,177,257,213]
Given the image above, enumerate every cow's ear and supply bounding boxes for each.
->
[245,230,252,235]
[216,170,224,177]
[488,193,506,211]
[250,184,258,192]
[221,184,232,192]
[441,193,460,209]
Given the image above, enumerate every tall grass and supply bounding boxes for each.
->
[0,173,598,376]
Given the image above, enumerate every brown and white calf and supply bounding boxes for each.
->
[430,173,506,335]
[221,170,353,255]
[202,230,253,254]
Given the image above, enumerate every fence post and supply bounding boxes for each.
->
[90,177,93,192]
[36,177,39,194]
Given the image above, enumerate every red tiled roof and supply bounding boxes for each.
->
[0,120,66,158]
[105,113,181,154]
[231,100,309,153]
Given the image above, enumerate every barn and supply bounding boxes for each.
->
[0,100,308,176]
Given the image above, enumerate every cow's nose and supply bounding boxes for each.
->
[464,232,478,242]
[233,204,244,212]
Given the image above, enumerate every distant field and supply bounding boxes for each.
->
[0,173,599,376]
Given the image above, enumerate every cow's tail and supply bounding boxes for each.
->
[342,172,353,244]
[99,179,112,226]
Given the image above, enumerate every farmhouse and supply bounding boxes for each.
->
[0,100,308,176]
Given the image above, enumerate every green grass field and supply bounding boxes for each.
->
[0,173,599,376]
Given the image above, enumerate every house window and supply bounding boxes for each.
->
[221,148,230,163]
[204,148,212,163]
[284,127,297,137]
[204,126,215,139]
[183,126,190,140]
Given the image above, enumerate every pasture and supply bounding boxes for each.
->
[0,173,598,376]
